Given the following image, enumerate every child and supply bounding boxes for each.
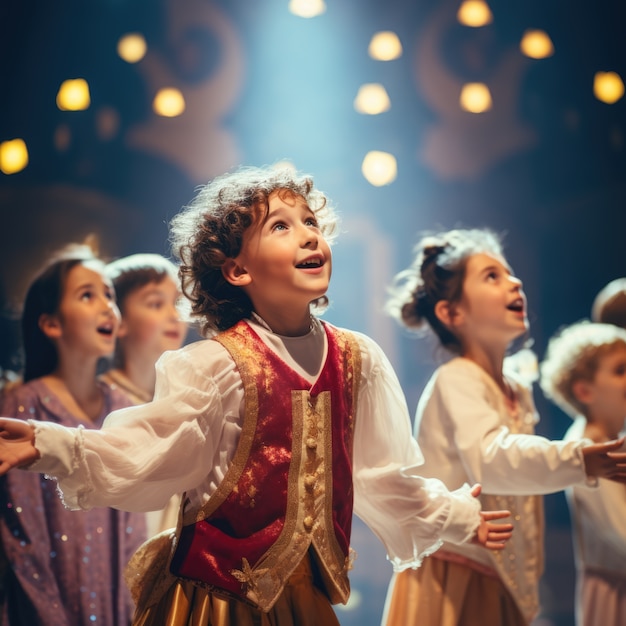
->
[0,242,147,625]
[0,167,513,626]
[101,253,189,537]
[591,278,626,328]
[382,228,626,626]
[101,253,188,405]
[540,321,626,626]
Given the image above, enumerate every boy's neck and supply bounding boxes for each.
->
[118,356,157,401]
[583,412,622,442]
[251,308,314,337]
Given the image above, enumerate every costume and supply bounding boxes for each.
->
[564,416,626,626]
[383,357,593,626]
[101,369,152,405]
[101,368,181,538]
[26,317,482,625]
[0,378,147,626]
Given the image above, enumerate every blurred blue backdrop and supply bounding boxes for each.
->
[1,1,625,624]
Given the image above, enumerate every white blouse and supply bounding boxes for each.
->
[28,317,481,571]
[412,357,593,623]
[564,416,626,576]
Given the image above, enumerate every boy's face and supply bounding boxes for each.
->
[230,190,332,318]
[118,276,187,361]
[580,345,626,429]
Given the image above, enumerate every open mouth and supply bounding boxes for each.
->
[97,324,114,336]
[506,298,524,313]
[296,257,324,269]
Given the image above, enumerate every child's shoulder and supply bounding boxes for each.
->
[0,378,51,418]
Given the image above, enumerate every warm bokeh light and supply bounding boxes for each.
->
[368,31,403,61]
[593,71,625,104]
[288,0,326,18]
[457,0,493,27]
[520,29,554,59]
[117,33,147,63]
[354,83,391,115]
[56,78,91,111]
[153,88,186,117]
[0,138,29,174]
[361,151,397,186]
[460,82,492,113]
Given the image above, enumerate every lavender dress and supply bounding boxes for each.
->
[0,379,147,626]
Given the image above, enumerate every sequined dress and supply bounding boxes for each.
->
[0,379,147,626]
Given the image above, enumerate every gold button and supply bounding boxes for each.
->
[306,437,317,450]
[303,516,314,531]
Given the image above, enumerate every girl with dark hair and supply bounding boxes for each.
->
[0,242,147,625]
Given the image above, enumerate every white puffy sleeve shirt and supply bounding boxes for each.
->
[27,318,480,571]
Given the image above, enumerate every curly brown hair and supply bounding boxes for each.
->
[169,165,339,335]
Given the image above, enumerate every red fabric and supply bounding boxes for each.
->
[170,321,356,602]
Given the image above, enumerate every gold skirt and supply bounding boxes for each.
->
[383,556,527,626]
[132,555,340,626]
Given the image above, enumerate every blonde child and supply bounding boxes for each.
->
[540,321,626,626]
[0,167,512,626]
[101,253,189,538]
[0,243,147,625]
[382,228,626,626]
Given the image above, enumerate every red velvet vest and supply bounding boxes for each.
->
[170,320,362,611]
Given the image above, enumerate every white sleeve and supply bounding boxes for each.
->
[431,362,589,494]
[351,334,480,571]
[28,341,233,512]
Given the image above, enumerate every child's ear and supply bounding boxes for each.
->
[434,300,461,328]
[221,258,251,287]
[38,313,62,339]
[572,379,594,406]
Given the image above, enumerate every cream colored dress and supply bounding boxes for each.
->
[383,357,595,626]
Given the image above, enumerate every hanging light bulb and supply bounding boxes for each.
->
[117,33,147,63]
[368,31,402,61]
[594,71,625,104]
[0,138,29,174]
[520,30,554,59]
[153,88,186,117]
[457,0,493,27]
[354,84,391,115]
[361,151,397,186]
[460,83,492,113]
[56,78,91,111]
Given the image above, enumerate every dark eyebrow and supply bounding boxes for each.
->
[480,264,511,276]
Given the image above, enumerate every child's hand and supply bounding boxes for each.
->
[469,483,513,550]
[582,437,626,482]
[0,418,39,474]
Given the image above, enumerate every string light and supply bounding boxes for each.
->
[368,31,402,61]
[354,84,391,115]
[0,138,29,174]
